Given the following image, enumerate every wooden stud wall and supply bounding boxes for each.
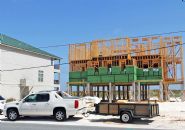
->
[69,36,184,85]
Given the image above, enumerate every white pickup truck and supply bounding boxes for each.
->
[3,91,87,121]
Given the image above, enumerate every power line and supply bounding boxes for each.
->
[130,42,185,55]
[1,30,185,53]
[38,30,185,48]
[1,63,69,72]
[1,42,184,72]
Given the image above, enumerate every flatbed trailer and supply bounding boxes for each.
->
[96,102,159,123]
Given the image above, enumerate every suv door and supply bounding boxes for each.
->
[19,94,37,115]
[34,93,52,115]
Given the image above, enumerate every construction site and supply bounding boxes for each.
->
[67,35,185,102]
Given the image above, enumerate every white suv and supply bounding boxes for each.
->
[3,91,87,121]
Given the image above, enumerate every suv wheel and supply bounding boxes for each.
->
[7,109,19,121]
[54,109,66,121]
[120,111,132,123]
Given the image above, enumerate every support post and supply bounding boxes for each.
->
[180,37,185,101]
[132,82,136,101]
[107,86,109,101]
[163,84,169,101]
[90,86,93,96]
[113,84,116,100]
[92,86,94,96]
[118,86,121,100]
[122,86,125,100]
[67,84,71,95]
[160,81,163,101]
[140,85,142,100]
[102,86,105,101]
[148,85,150,100]
[109,82,112,103]
[97,86,99,97]
[145,85,148,100]
[83,85,85,96]
[142,85,145,100]
[77,85,80,97]
[127,86,129,100]
[86,83,90,96]
[137,82,141,101]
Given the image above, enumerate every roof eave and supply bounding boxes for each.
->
[0,43,61,60]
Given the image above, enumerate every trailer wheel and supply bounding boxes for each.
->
[120,111,133,123]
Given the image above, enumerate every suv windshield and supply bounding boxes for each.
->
[0,96,5,100]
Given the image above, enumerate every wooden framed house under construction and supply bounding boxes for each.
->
[67,35,184,102]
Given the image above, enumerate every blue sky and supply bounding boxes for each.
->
[0,0,185,90]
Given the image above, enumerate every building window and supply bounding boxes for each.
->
[38,70,44,82]
[54,72,60,84]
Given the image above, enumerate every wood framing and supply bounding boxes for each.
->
[68,35,184,101]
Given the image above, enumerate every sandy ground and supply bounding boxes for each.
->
[1,102,185,129]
